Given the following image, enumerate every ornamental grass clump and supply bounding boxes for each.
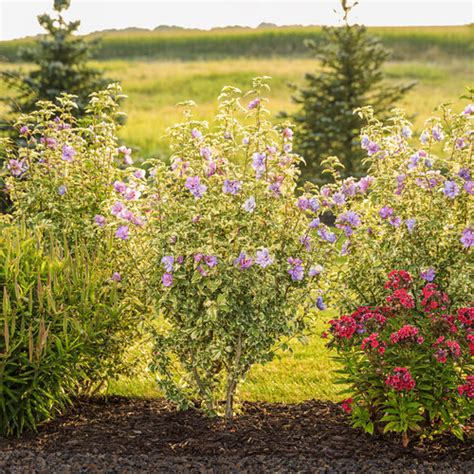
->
[327,271,473,446]
[109,78,338,420]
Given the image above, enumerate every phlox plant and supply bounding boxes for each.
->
[1,83,127,241]
[326,102,473,311]
[108,78,338,421]
[326,270,473,446]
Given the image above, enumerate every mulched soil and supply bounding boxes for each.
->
[0,397,472,473]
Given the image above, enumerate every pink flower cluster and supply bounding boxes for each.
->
[457,375,474,398]
[389,324,420,344]
[386,289,415,309]
[421,284,450,313]
[385,367,416,391]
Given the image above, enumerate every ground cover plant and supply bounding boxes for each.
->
[107,78,339,420]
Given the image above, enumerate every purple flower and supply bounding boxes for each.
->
[200,147,212,160]
[194,253,204,263]
[287,258,304,281]
[357,176,374,193]
[41,136,57,149]
[162,273,173,287]
[223,179,242,195]
[401,126,412,138]
[197,265,208,277]
[252,152,266,177]
[243,196,256,213]
[248,98,260,110]
[206,160,217,177]
[420,131,429,144]
[283,128,293,140]
[134,169,146,179]
[94,215,106,227]
[333,192,346,206]
[420,267,436,282]
[204,255,218,268]
[458,168,471,181]
[19,125,29,135]
[379,206,394,219]
[111,272,122,282]
[443,180,460,199]
[7,159,27,177]
[395,174,406,195]
[309,265,323,277]
[269,181,282,197]
[297,198,310,211]
[58,185,67,196]
[161,255,174,272]
[255,248,273,268]
[300,235,312,251]
[61,145,76,162]
[367,141,380,156]
[408,152,420,170]
[337,211,360,228]
[117,146,133,164]
[318,228,336,243]
[115,225,129,240]
[315,296,326,310]
[191,128,202,140]
[111,201,126,216]
[455,138,465,150]
[283,143,292,153]
[462,104,474,115]
[308,198,320,212]
[341,240,351,255]
[185,176,207,199]
[124,188,141,201]
[309,218,320,228]
[389,216,402,227]
[233,252,253,270]
[464,181,474,195]
[176,255,184,264]
[432,126,444,142]
[113,181,127,193]
[405,218,416,233]
[460,227,473,248]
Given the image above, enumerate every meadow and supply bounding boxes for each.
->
[0,26,472,405]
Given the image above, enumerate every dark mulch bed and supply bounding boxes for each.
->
[0,397,472,473]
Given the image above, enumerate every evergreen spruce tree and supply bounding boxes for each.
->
[1,0,108,119]
[289,0,414,184]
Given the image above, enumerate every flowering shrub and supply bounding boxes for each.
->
[2,84,126,240]
[109,78,338,420]
[327,271,473,445]
[325,103,472,311]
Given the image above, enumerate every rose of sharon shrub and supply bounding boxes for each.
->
[109,79,338,420]
[2,84,127,241]
[325,103,472,311]
[326,270,473,445]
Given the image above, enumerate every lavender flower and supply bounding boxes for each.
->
[300,235,312,251]
[161,255,175,273]
[308,265,324,277]
[333,192,346,206]
[58,185,67,196]
[243,196,256,213]
[405,218,416,233]
[287,258,304,281]
[41,137,57,149]
[111,272,122,282]
[337,211,361,227]
[309,218,320,228]
[297,198,310,211]
[252,152,266,178]
[367,141,380,156]
[315,296,326,310]
[185,176,207,199]
[460,227,473,248]
[432,126,444,142]
[162,273,173,287]
[283,128,293,140]
[204,255,218,268]
[268,182,282,196]
[111,201,126,217]
[462,104,474,115]
[255,248,273,268]
[200,147,212,160]
[318,228,336,243]
[223,179,242,195]
[464,181,474,195]
[420,131,429,144]
[19,125,29,135]
[389,216,401,227]
[124,188,141,201]
[197,265,208,277]
[61,145,76,162]
[7,159,27,177]
[420,267,436,282]
[233,252,253,270]
[401,125,412,138]
[357,176,374,193]
[443,180,460,199]
[94,215,106,227]
[408,152,420,170]
[458,168,471,181]
[113,181,127,193]
[117,145,133,164]
[379,206,394,219]
[248,98,260,110]
[206,160,217,177]
[134,169,146,179]
[115,225,129,240]
[191,128,202,140]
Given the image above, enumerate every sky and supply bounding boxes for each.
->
[0,0,472,41]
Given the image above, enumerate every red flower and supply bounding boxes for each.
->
[329,315,358,339]
[384,270,412,290]
[341,397,353,413]
[457,307,474,327]
[390,324,419,344]
[458,376,474,398]
[421,284,449,313]
[386,367,416,391]
[387,289,415,309]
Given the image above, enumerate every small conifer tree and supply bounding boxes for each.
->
[1,0,108,118]
[288,0,414,183]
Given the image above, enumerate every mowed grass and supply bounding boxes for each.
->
[107,317,343,403]
[85,57,473,158]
